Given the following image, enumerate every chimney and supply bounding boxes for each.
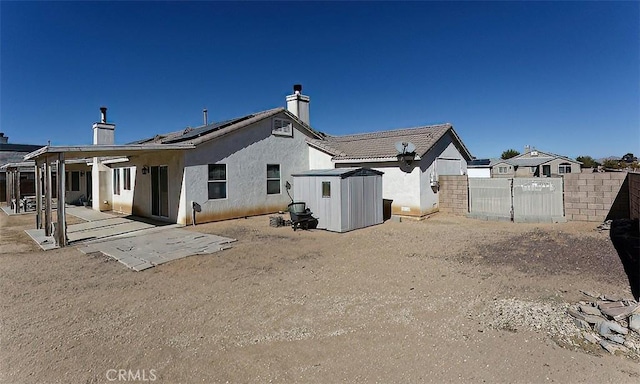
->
[203,108,208,126]
[92,106,115,145]
[524,145,530,153]
[286,84,310,126]
[0,133,7,144]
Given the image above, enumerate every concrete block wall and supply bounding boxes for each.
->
[438,175,468,215]
[563,172,628,222]
[630,173,640,220]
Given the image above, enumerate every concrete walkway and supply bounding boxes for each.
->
[22,207,236,270]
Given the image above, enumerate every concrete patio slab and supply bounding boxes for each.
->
[77,229,236,271]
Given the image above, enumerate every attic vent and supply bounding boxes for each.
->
[184,127,193,134]
[531,151,539,156]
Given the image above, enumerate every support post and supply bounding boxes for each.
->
[6,169,12,208]
[44,160,52,236]
[35,161,42,229]
[14,169,21,213]
[56,154,67,246]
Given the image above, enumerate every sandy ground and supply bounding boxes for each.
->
[1,211,639,383]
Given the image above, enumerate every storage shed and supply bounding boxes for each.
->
[292,168,384,233]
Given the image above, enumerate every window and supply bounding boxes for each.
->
[208,164,226,199]
[71,171,80,191]
[322,182,331,198]
[266,164,280,194]
[113,169,120,195]
[123,168,131,190]
[66,171,80,191]
[272,118,293,136]
[498,166,509,174]
[542,165,551,177]
[558,163,572,174]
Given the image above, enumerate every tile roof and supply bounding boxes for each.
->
[308,123,470,161]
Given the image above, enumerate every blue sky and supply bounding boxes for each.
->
[1,1,638,159]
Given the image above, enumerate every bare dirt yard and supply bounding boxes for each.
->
[1,211,639,383]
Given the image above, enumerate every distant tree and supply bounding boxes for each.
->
[501,149,520,160]
[622,153,637,163]
[602,159,621,169]
[576,155,599,168]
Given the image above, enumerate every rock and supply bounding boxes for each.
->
[600,340,628,354]
[597,301,625,310]
[624,340,636,350]
[568,308,605,325]
[605,333,625,344]
[574,318,590,330]
[629,314,640,333]
[599,302,639,321]
[580,290,599,298]
[583,332,600,344]
[598,320,628,337]
[579,305,602,316]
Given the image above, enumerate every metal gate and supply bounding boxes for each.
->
[468,178,565,222]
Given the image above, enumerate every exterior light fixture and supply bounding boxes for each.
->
[141,165,149,175]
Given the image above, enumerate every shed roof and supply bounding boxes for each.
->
[307,123,472,162]
[292,167,384,178]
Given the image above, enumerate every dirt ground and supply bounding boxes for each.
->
[1,211,639,383]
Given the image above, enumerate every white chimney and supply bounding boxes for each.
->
[92,106,115,145]
[286,84,310,126]
[203,108,208,126]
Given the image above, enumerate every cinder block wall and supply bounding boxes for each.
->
[564,172,628,222]
[629,173,640,220]
[438,175,468,215]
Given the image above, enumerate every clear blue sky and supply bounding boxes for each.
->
[1,1,638,159]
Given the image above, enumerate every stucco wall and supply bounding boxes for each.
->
[309,146,334,169]
[563,172,628,222]
[438,175,469,215]
[111,166,136,215]
[182,111,314,224]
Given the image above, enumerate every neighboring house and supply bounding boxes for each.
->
[467,158,493,178]
[307,123,473,218]
[0,133,44,204]
[491,148,581,178]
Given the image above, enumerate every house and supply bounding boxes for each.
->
[467,158,493,178]
[25,86,324,245]
[490,148,581,178]
[24,84,474,245]
[306,123,473,218]
[0,133,45,209]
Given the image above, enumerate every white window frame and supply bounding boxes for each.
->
[208,164,227,200]
[558,163,572,174]
[498,166,508,174]
[266,164,281,195]
[272,118,293,137]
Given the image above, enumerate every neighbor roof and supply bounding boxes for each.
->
[130,107,323,146]
[307,124,472,161]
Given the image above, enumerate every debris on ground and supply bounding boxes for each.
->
[595,220,613,232]
[567,291,640,356]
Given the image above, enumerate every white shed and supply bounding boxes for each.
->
[292,168,384,233]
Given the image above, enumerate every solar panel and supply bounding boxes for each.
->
[163,114,254,143]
